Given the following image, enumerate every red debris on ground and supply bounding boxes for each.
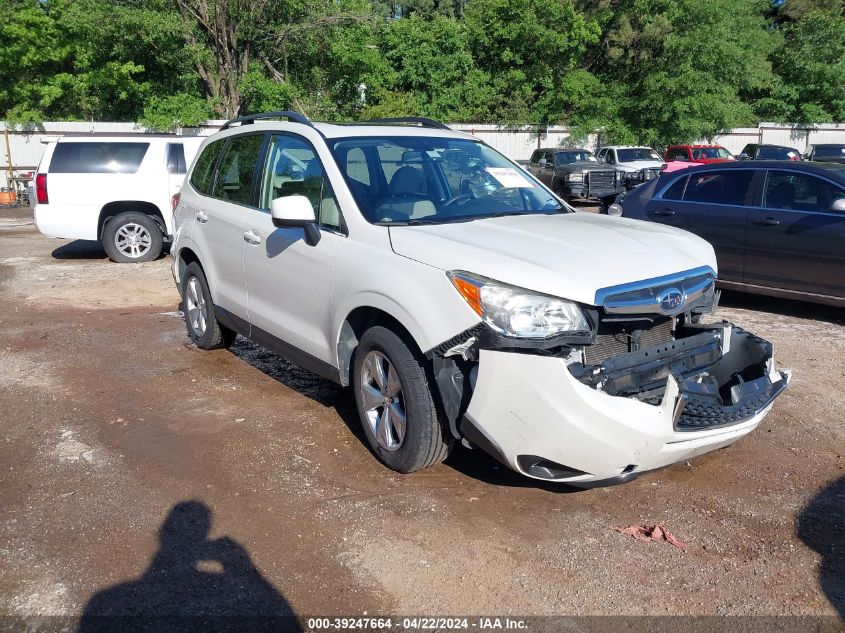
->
[613,524,686,550]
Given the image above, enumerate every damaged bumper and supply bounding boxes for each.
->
[446,320,790,485]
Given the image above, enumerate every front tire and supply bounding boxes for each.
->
[181,262,236,350]
[352,326,450,473]
[102,212,163,263]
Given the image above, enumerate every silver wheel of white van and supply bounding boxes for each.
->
[102,212,163,263]
[115,222,152,259]
[360,350,406,451]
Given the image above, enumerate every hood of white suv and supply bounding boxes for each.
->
[389,213,717,306]
[616,159,665,172]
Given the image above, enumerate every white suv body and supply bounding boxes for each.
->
[34,136,203,262]
[597,145,665,173]
[171,113,789,485]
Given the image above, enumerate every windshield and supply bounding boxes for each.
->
[814,145,845,158]
[692,147,732,159]
[616,148,661,162]
[556,150,597,165]
[329,137,564,225]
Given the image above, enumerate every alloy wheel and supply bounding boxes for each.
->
[359,351,407,451]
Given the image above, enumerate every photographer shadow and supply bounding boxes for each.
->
[78,500,301,632]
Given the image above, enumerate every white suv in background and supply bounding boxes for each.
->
[34,136,203,262]
[171,112,789,486]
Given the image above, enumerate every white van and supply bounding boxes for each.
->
[34,136,204,262]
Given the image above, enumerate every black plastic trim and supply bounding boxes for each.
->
[360,117,450,130]
[215,306,341,384]
[221,111,314,131]
[460,414,509,467]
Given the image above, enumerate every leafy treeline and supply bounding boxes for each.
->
[2,0,844,144]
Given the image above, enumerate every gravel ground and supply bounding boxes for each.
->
[0,208,842,627]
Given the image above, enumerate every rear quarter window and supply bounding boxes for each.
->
[49,142,150,174]
[190,140,224,195]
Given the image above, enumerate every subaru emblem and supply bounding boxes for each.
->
[656,287,686,314]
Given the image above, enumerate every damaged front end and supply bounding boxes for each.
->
[567,319,789,431]
[429,266,790,479]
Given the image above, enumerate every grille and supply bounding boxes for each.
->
[585,317,674,365]
[585,170,617,193]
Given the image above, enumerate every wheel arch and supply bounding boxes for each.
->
[98,201,167,238]
[336,303,426,388]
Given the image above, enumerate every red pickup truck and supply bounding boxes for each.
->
[664,144,734,164]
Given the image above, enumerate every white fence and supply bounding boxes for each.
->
[4,120,845,188]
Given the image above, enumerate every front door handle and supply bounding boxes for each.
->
[195,210,208,223]
[751,216,780,226]
[243,229,262,245]
[653,209,675,217]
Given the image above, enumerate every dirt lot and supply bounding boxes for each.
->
[0,207,843,625]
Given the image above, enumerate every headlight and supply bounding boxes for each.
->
[447,271,590,338]
[565,173,584,182]
[607,202,623,216]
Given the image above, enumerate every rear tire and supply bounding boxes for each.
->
[102,212,163,263]
[181,262,236,350]
[352,326,450,473]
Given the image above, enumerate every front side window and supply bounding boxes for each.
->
[683,170,754,206]
[261,134,342,231]
[667,148,689,161]
[50,142,149,174]
[329,136,563,225]
[190,140,224,195]
[212,134,264,205]
[616,148,661,162]
[763,171,845,212]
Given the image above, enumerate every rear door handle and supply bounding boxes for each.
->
[653,209,675,217]
[243,229,261,245]
[751,216,780,226]
[195,210,208,223]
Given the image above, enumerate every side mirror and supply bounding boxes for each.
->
[737,153,749,160]
[539,158,548,167]
[271,194,320,246]
[831,198,845,213]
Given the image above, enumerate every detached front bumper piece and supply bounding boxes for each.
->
[459,322,789,485]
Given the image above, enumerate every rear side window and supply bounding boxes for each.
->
[662,175,688,200]
[212,134,264,205]
[683,170,754,205]
[50,142,149,174]
[190,140,224,195]
[166,143,187,174]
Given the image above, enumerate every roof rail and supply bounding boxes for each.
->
[220,111,313,131]
[360,117,451,130]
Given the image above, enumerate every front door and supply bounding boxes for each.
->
[242,133,342,365]
[744,169,845,299]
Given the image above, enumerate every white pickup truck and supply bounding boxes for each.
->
[34,136,203,262]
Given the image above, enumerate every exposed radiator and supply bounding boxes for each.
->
[585,317,675,365]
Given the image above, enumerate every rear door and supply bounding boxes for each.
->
[645,168,758,281]
[744,169,845,299]
[187,134,263,317]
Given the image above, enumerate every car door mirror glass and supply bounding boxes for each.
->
[831,198,845,213]
[271,194,316,227]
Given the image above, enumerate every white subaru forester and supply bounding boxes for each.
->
[170,112,789,486]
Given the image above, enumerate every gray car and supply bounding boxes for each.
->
[527,148,623,208]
